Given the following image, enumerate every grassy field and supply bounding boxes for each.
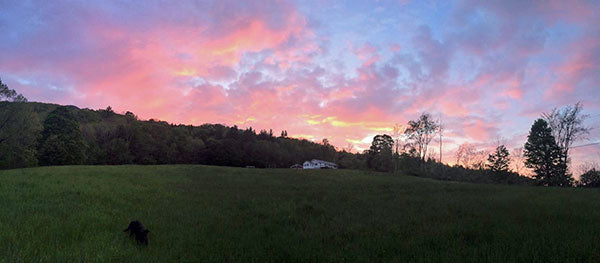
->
[0,165,599,262]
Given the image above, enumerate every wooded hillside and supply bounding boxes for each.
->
[0,102,365,170]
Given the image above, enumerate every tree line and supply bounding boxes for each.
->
[364,103,597,187]
[1,80,366,170]
[1,79,597,187]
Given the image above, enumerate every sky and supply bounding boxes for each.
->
[1,0,599,171]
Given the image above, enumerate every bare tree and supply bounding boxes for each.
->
[543,102,590,168]
[392,123,403,155]
[575,161,599,178]
[455,143,487,169]
[471,151,488,170]
[343,143,354,153]
[404,113,439,161]
[427,148,438,162]
[438,114,444,163]
[510,147,527,175]
[456,143,475,167]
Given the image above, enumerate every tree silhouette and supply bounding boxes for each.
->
[543,102,590,172]
[579,169,600,187]
[455,143,487,169]
[524,119,572,187]
[404,113,439,161]
[487,145,510,173]
[367,134,394,172]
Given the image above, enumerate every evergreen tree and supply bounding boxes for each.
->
[524,119,572,186]
[280,130,288,138]
[486,145,510,173]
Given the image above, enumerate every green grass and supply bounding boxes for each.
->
[0,165,599,262]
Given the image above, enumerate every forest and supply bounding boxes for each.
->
[0,100,369,170]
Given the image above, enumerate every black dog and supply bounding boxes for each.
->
[124,220,149,245]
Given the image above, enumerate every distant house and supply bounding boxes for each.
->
[303,159,338,169]
[290,164,303,169]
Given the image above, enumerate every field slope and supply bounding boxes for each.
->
[0,165,599,262]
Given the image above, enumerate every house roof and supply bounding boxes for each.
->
[309,159,337,165]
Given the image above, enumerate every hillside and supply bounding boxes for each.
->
[0,165,598,262]
[1,101,536,186]
[0,101,365,170]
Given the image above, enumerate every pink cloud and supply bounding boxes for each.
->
[545,34,600,103]
[355,42,380,66]
[462,118,499,141]
[390,43,402,52]
[1,0,599,165]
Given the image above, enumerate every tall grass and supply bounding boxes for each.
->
[0,165,598,262]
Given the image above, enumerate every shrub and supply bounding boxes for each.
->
[579,169,600,187]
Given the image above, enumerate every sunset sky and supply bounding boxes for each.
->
[1,0,599,169]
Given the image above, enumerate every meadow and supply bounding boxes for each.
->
[0,165,599,262]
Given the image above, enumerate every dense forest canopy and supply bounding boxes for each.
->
[0,101,366,170]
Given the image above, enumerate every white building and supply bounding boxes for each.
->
[303,159,338,169]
